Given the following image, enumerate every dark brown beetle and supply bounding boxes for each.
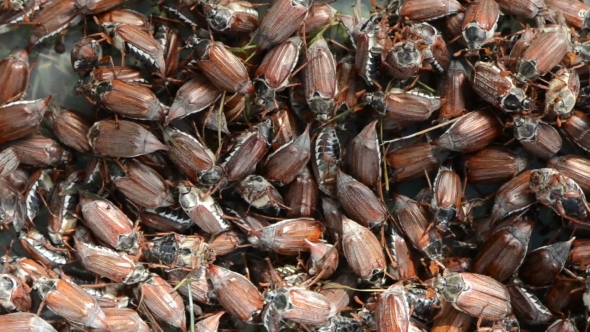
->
[431,165,464,229]
[529,168,589,222]
[545,0,590,30]
[461,0,499,52]
[546,318,578,332]
[365,89,441,129]
[513,115,562,160]
[516,28,570,82]
[304,3,335,34]
[111,159,174,209]
[337,169,388,228]
[384,39,423,79]
[387,142,450,182]
[251,0,310,51]
[349,120,381,189]
[570,239,590,268]
[519,238,574,286]
[52,108,92,153]
[433,272,512,320]
[0,97,50,144]
[335,55,360,113]
[545,277,585,314]
[164,127,219,183]
[222,119,273,181]
[562,110,590,152]
[189,38,254,95]
[28,0,81,45]
[472,220,533,282]
[304,36,338,121]
[398,0,463,22]
[438,60,470,121]
[0,48,29,105]
[264,124,311,186]
[165,76,221,125]
[71,37,102,72]
[88,119,168,158]
[341,216,386,283]
[472,61,530,112]
[464,146,528,184]
[7,134,69,167]
[433,109,502,153]
[507,280,554,325]
[490,171,536,223]
[203,1,259,34]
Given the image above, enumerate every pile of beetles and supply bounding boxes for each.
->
[6,0,590,330]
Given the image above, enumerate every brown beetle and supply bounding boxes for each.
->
[398,0,463,22]
[88,119,168,158]
[341,216,386,283]
[462,0,499,52]
[256,218,323,255]
[472,61,530,112]
[0,312,57,332]
[111,159,174,209]
[545,0,590,30]
[179,183,230,234]
[312,125,341,197]
[239,174,284,215]
[0,147,19,177]
[562,110,590,152]
[71,37,102,72]
[139,274,186,331]
[545,68,580,120]
[513,115,562,160]
[103,308,150,332]
[304,36,338,121]
[164,126,219,183]
[52,108,92,153]
[519,238,574,286]
[0,273,32,312]
[7,134,69,167]
[195,311,225,332]
[166,76,221,125]
[337,168,388,228]
[147,233,213,269]
[264,287,337,329]
[284,167,318,218]
[438,60,470,121]
[434,272,512,320]
[189,38,253,95]
[207,263,264,322]
[546,318,578,332]
[387,225,418,281]
[0,48,29,105]
[222,119,273,181]
[304,2,335,33]
[19,228,68,268]
[97,8,149,30]
[48,171,82,245]
[472,220,533,282]
[264,124,310,186]
[251,0,310,51]
[507,281,554,325]
[34,278,110,330]
[168,267,213,305]
[464,146,528,184]
[366,89,440,128]
[516,28,570,82]
[387,142,450,182]
[349,120,381,189]
[0,97,51,144]
[431,165,464,229]
[432,302,473,332]
[529,168,589,222]
[28,0,81,45]
[203,1,259,33]
[384,39,423,79]
[490,171,536,223]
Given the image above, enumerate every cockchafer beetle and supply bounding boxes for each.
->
[139,206,193,233]
[139,274,186,332]
[304,2,335,34]
[0,147,18,177]
[264,124,310,186]
[513,115,562,160]
[178,183,230,234]
[0,0,49,33]
[387,142,450,182]
[187,37,254,95]
[464,146,528,184]
[194,311,225,332]
[254,36,302,109]
[222,119,273,181]
[515,27,571,82]
[209,230,242,256]
[438,60,470,121]
[354,14,384,87]
[392,194,443,260]
[102,307,150,332]
[79,192,140,253]
[545,68,580,120]
[87,119,168,158]
[546,318,578,332]
[0,97,50,144]
[387,224,418,281]
[384,38,424,79]
[0,273,31,312]
[0,312,57,332]
[263,287,337,330]
[398,0,463,22]
[337,168,388,228]
[490,170,536,223]
[166,76,221,125]
[0,178,24,229]
[545,0,590,31]
[255,218,322,255]
[507,280,554,325]
[472,219,533,282]
[0,48,29,105]
[304,36,338,122]
[349,120,381,189]
[433,272,512,320]
[529,168,590,222]
[97,8,149,31]
[312,124,340,197]
[251,0,310,51]
[203,1,259,34]
[6,256,59,284]
[167,267,213,305]
[409,22,449,73]
[110,159,174,209]
[562,110,590,152]
[239,174,284,215]
[28,0,81,45]
[207,263,264,322]
[365,88,441,129]
[319,273,356,312]
[432,110,503,153]
[546,277,585,315]
[48,170,82,245]
[432,302,473,332]
[335,55,361,114]
[71,37,102,72]
[519,238,574,286]
[75,239,149,285]
[146,232,214,270]
[7,134,69,167]
[431,165,464,229]
[23,169,53,224]
[19,228,68,268]
[305,239,338,280]
[462,0,499,52]
[472,61,530,112]
[284,166,318,218]
[52,108,92,153]
[34,277,110,331]
[96,21,166,76]
[569,239,590,268]
[341,216,386,284]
